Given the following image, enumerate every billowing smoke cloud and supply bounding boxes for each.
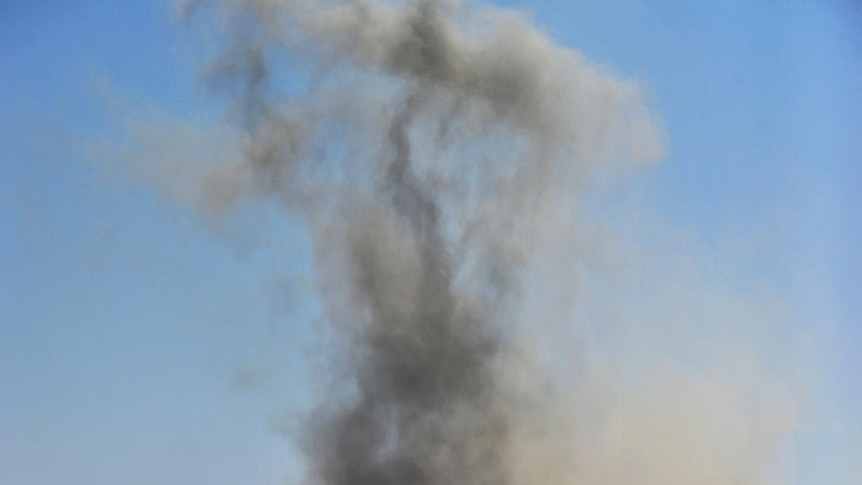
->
[106,0,802,483]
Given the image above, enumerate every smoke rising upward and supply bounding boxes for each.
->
[114,0,799,483]
[179,1,660,483]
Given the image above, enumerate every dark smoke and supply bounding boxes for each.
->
[176,1,648,485]
[173,0,659,483]
[107,0,802,483]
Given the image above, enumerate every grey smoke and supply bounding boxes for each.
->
[110,0,801,483]
[185,2,658,483]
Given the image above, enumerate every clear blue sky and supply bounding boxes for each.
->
[1,1,859,483]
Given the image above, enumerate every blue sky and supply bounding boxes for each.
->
[1,0,860,483]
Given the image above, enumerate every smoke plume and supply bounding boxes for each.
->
[111,0,800,483]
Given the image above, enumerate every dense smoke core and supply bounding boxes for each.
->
[180,0,660,483]
[120,0,794,483]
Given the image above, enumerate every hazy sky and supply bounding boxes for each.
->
[1,1,860,484]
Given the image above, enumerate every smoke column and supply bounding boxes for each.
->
[117,0,798,483]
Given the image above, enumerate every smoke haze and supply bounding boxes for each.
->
[110,0,803,483]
